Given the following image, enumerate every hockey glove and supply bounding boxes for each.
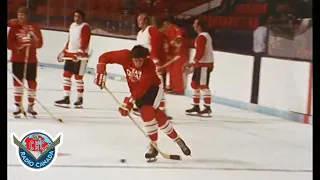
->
[57,50,65,62]
[94,63,106,89]
[17,35,32,50]
[183,63,194,74]
[118,97,135,116]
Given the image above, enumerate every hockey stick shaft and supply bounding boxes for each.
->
[8,67,64,123]
[20,46,30,118]
[61,49,93,61]
[161,55,180,69]
[103,87,181,160]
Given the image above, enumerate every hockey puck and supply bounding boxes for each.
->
[120,159,126,163]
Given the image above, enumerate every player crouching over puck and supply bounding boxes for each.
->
[54,9,91,108]
[94,45,191,161]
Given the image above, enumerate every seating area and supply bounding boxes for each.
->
[8,0,268,31]
[202,3,268,30]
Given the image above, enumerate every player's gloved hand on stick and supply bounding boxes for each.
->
[94,63,106,89]
[118,97,135,116]
[72,50,87,62]
[18,34,32,49]
[183,63,194,74]
[57,49,66,62]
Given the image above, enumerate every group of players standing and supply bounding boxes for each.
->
[8,7,214,161]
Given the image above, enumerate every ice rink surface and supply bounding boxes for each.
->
[7,66,312,180]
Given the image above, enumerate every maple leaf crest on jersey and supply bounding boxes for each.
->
[126,68,142,82]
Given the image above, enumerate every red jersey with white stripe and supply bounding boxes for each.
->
[193,32,214,68]
[7,23,43,63]
[98,49,161,100]
[64,22,91,56]
[165,24,185,54]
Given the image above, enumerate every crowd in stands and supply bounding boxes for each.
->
[8,0,312,58]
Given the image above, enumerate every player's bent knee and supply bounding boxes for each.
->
[13,80,21,86]
[74,74,83,80]
[140,105,156,122]
[27,80,37,89]
[63,71,73,78]
[191,81,199,89]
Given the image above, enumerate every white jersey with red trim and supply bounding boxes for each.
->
[66,22,90,53]
[194,32,214,65]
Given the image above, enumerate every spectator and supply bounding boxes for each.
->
[251,15,268,104]
[253,15,268,54]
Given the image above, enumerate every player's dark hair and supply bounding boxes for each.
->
[155,15,173,28]
[131,45,150,59]
[195,17,208,31]
[138,12,151,25]
[258,15,268,26]
[74,9,85,19]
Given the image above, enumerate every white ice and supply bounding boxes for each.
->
[7,66,312,180]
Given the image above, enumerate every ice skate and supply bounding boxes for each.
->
[185,105,200,116]
[54,96,70,108]
[175,138,191,156]
[74,97,83,108]
[13,103,23,118]
[145,142,158,163]
[198,105,212,117]
[27,103,37,118]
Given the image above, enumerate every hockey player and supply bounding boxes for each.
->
[185,18,214,117]
[133,13,172,119]
[7,7,43,118]
[157,16,189,95]
[94,45,191,161]
[54,9,91,108]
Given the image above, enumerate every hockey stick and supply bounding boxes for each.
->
[7,67,64,123]
[103,87,181,161]
[158,56,180,70]
[61,49,93,61]
[20,46,30,118]
[61,57,89,61]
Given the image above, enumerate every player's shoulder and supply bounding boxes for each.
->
[70,22,76,27]
[110,49,131,59]
[144,58,156,69]
[118,49,131,54]
[7,19,21,28]
[82,22,90,28]
[29,23,40,29]
[148,25,157,31]
[199,32,211,40]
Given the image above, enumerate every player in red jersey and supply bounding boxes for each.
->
[94,45,191,161]
[7,7,43,118]
[54,9,91,108]
[157,16,189,95]
[185,18,214,117]
[134,13,172,119]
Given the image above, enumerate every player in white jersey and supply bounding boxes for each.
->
[54,9,91,108]
[185,18,214,117]
[133,13,172,119]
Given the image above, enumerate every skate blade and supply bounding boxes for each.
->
[185,112,200,116]
[198,114,212,118]
[54,103,70,108]
[146,158,157,163]
[13,114,21,118]
[28,114,37,118]
[74,105,83,109]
